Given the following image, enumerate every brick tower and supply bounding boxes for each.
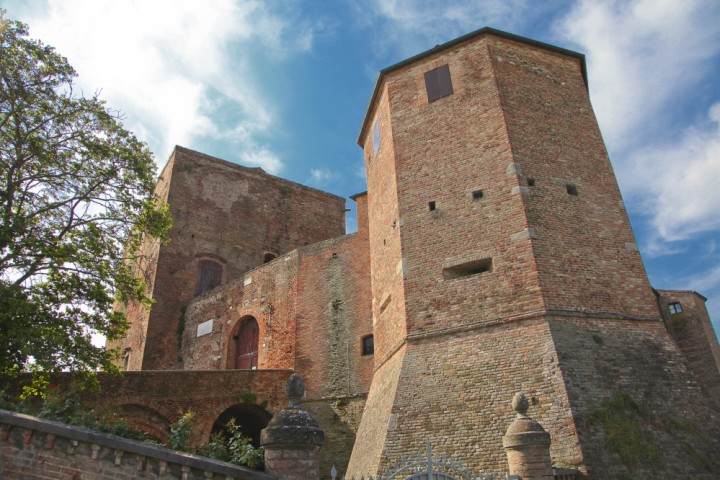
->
[347,28,720,478]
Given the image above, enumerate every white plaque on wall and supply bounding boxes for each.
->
[197,319,214,337]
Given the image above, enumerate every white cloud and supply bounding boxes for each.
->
[555,0,720,152]
[241,149,283,175]
[622,103,720,242]
[359,0,529,57]
[6,0,319,173]
[309,168,340,186]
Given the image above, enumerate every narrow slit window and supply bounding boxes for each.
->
[428,201,436,211]
[373,120,381,156]
[472,189,484,200]
[424,64,453,102]
[362,335,374,356]
[668,302,683,315]
[566,184,578,196]
[443,258,493,280]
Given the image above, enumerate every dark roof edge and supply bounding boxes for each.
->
[349,191,368,201]
[357,26,587,146]
[653,288,708,302]
[170,146,346,202]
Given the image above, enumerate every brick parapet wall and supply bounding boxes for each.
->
[3,370,292,447]
[0,409,277,480]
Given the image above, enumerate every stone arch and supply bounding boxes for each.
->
[227,315,260,369]
[114,403,171,442]
[211,403,272,447]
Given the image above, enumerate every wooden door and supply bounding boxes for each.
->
[235,318,259,369]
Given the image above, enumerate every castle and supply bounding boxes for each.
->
[107,28,720,479]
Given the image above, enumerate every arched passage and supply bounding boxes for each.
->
[115,404,170,442]
[211,403,271,447]
[231,316,259,370]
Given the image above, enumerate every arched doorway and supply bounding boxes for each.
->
[211,403,271,447]
[235,317,259,369]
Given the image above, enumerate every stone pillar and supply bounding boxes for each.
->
[502,393,553,480]
[261,374,324,480]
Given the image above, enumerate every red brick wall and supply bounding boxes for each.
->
[114,147,346,371]
[490,37,658,317]
[107,154,175,371]
[363,87,409,364]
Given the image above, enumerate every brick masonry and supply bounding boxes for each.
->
[347,29,720,479]
[91,27,720,480]
[109,147,346,371]
[0,409,277,480]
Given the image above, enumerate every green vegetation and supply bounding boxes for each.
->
[0,12,172,379]
[587,392,659,467]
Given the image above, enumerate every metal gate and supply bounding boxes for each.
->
[332,443,519,480]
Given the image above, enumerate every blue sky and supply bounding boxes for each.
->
[3,0,719,335]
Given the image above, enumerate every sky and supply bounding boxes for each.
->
[3,0,719,336]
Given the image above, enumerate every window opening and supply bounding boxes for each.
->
[566,184,578,196]
[428,201,436,211]
[195,259,223,296]
[443,258,493,280]
[362,335,374,356]
[472,189,484,200]
[668,302,683,315]
[234,317,259,370]
[373,120,381,156]
[424,64,454,102]
[527,178,536,186]
[263,252,277,263]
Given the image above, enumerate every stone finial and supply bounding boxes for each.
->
[512,392,529,416]
[285,373,305,406]
[503,392,553,480]
[261,374,324,448]
[262,374,324,480]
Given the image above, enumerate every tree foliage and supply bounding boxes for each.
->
[0,14,171,377]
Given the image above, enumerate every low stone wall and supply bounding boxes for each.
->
[0,409,277,480]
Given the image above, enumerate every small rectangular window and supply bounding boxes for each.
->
[362,335,374,356]
[443,258,492,280]
[424,64,453,102]
[668,302,683,315]
[373,120,381,156]
[566,184,578,196]
[428,201,436,211]
[472,189,484,200]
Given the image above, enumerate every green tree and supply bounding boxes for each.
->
[0,14,171,379]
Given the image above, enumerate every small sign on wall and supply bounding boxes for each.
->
[197,319,214,337]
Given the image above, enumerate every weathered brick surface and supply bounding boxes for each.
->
[655,290,720,399]
[491,38,658,317]
[549,316,720,478]
[112,147,346,371]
